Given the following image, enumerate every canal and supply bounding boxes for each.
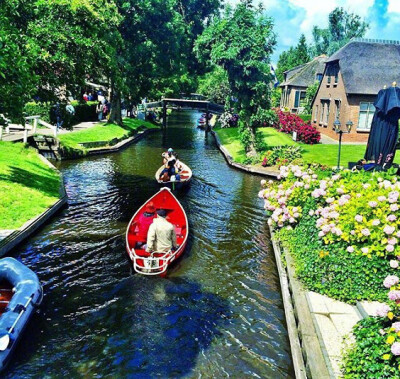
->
[7,111,294,378]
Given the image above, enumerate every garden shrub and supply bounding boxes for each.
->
[261,146,302,168]
[24,101,97,129]
[343,273,400,377]
[273,109,320,144]
[219,112,239,128]
[259,165,400,302]
[250,108,278,128]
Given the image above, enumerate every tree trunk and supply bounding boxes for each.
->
[108,80,123,126]
[246,117,257,157]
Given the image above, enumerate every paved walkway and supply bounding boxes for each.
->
[308,291,382,377]
[320,133,366,145]
[1,120,105,142]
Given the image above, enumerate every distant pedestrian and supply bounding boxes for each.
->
[66,102,75,116]
[54,103,63,130]
[96,101,104,121]
[83,92,88,102]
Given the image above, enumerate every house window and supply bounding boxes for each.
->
[314,105,319,122]
[334,72,339,84]
[327,76,331,84]
[320,100,330,124]
[294,91,306,108]
[358,102,375,130]
[335,100,341,120]
[316,73,323,82]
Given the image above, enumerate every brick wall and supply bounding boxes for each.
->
[312,66,375,143]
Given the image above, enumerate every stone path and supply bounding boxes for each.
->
[320,133,366,145]
[1,120,104,142]
[307,291,383,377]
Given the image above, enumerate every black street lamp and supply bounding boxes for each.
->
[333,119,353,169]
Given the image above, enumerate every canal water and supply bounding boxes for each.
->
[6,111,293,378]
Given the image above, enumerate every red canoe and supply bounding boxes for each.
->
[125,188,189,276]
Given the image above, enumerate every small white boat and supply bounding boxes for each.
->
[155,161,192,190]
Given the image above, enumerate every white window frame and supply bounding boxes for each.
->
[358,102,375,131]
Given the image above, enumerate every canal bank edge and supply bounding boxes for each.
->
[59,127,161,159]
[0,155,67,257]
[269,227,386,378]
[210,130,280,178]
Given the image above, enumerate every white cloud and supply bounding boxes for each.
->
[388,0,400,14]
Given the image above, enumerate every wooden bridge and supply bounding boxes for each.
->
[145,98,224,129]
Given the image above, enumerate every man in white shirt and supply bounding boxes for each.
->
[146,209,178,253]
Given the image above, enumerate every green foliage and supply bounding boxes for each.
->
[343,318,399,378]
[250,108,278,128]
[278,209,388,303]
[262,146,303,167]
[298,114,312,122]
[195,0,276,151]
[304,81,320,114]
[276,34,310,83]
[312,7,369,56]
[238,122,252,152]
[24,102,52,123]
[197,66,231,104]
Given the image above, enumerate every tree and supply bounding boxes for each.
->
[304,81,319,114]
[195,0,276,153]
[197,66,231,104]
[276,34,310,83]
[312,7,369,56]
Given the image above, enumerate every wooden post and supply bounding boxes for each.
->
[33,117,38,134]
[23,126,28,143]
[205,102,210,133]
[163,100,167,130]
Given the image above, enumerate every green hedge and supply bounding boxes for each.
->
[298,114,312,122]
[24,101,98,129]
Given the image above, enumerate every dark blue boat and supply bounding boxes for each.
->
[0,258,43,372]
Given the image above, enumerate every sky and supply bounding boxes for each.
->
[227,0,400,64]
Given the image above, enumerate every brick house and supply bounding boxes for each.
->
[280,56,327,113]
[311,39,400,142]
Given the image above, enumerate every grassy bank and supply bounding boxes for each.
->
[0,142,61,230]
[216,127,400,166]
[58,118,159,156]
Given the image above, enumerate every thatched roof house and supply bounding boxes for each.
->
[280,56,327,112]
[312,39,400,142]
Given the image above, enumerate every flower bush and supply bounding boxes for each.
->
[273,109,321,145]
[219,112,239,128]
[344,274,400,377]
[259,165,400,302]
[261,146,302,168]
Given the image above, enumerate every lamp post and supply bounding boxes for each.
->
[333,119,353,170]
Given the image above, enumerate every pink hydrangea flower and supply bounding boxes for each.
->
[391,204,399,212]
[347,246,354,253]
[388,290,400,301]
[372,219,381,226]
[384,225,396,235]
[387,214,397,222]
[376,303,391,317]
[309,210,315,216]
[368,201,378,207]
[326,197,334,204]
[361,228,371,236]
[355,215,363,223]
[378,196,387,202]
[337,188,344,194]
[392,322,400,332]
[260,180,266,186]
[361,247,369,254]
[384,275,400,288]
[387,245,395,253]
[318,231,325,237]
[390,260,399,269]
[391,342,400,356]
[388,238,398,245]
[351,230,356,235]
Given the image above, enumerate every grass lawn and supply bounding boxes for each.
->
[215,127,400,166]
[58,118,159,151]
[0,142,61,230]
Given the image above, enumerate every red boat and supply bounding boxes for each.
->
[125,188,188,276]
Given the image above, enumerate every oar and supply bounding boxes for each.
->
[0,296,33,351]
